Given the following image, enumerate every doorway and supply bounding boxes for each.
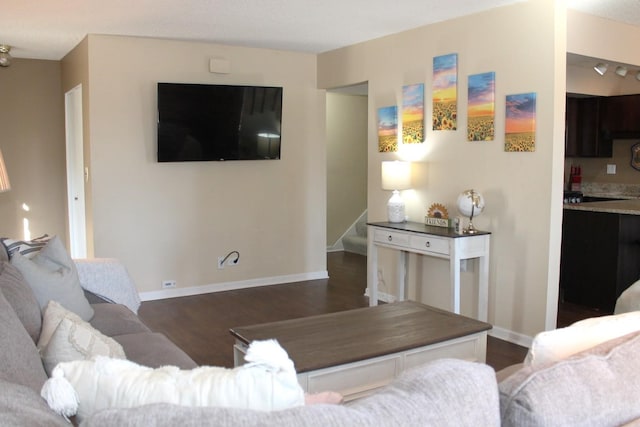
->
[64,85,87,258]
[326,83,369,252]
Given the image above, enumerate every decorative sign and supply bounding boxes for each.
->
[425,203,451,228]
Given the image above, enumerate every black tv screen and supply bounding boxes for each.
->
[157,83,282,161]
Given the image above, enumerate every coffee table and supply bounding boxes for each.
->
[230,301,492,401]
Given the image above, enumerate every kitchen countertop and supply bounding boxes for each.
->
[564,199,640,215]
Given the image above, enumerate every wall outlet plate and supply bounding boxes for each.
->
[162,280,176,289]
[607,164,616,174]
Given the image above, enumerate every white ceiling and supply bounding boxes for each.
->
[1,0,639,62]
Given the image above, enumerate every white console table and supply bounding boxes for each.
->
[367,222,490,321]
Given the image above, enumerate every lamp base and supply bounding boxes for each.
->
[387,190,406,223]
[463,221,480,234]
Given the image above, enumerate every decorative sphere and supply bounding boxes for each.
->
[456,189,485,218]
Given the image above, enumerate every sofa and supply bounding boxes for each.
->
[2,236,640,426]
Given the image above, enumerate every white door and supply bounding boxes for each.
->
[65,85,87,258]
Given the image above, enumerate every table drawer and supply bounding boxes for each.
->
[373,229,409,247]
[409,235,449,255]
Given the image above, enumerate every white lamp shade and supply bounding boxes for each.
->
[381,161,411,190]
[0,149,10,192]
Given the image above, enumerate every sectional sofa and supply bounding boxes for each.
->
[1,237,640,426]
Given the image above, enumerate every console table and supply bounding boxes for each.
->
[367,221,490,321]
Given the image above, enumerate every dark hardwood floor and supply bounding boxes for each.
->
[139,251,600,373]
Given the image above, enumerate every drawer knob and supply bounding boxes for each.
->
[388,235,393,242]
[425,241,431,247]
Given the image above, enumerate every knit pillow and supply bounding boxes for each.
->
[38,301,125,376]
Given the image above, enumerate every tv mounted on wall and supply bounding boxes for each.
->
[157,83,282,162]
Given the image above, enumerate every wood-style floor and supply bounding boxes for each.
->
[139,251,594,373]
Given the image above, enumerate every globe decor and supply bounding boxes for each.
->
[425,203,451,228]
[456,190,485,234]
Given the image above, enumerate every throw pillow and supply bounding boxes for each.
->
[41,339,305,423]
[1,234,51,259]
[10,236,94,321]
[525,310,640,367]
[38,301,125,376]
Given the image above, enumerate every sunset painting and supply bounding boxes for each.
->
[432,53,458,131]
[402,83,424,144]
[505,92,536,152]
[377,105,398,152]
[467,72,495,141]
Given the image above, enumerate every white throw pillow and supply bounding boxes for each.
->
[41,339,305,423]
[38,301,125,376]
[10,236,94,321]
[525,310,640,367]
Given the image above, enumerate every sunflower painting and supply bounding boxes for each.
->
[402,83,424,144]
[467,72,495,141]
[377,105,398,152]
[433,53,458,131]
[505,92,536,152]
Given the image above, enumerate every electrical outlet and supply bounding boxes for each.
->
[161,280,176,289]
[227,257,239,267]
[218,257,225,269]
[607,164,616,175]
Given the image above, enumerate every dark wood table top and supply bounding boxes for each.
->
[230,301,492,373]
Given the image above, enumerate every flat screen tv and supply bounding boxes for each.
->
[157,83,282,162]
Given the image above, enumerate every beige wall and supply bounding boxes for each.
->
[326,92,368,247]
[319,0,567,343]
[63,35,326,295]
[0,59,67,242]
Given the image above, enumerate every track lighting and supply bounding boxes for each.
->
[615,66,628,77]
[594,63,608,75]
[0,45,11,67]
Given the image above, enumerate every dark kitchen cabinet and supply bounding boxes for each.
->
[599,94,640,139]
[560,209,640,311]
[565,96,611,157]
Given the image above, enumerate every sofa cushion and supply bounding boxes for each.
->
[500,330,640,427]
[89,303,151,337]
[81,358,500,427]
[10,235,94,321]
[38,301,126,375]
[0,379,68,427]
[524,310,640,367]
[112,332,197,369]
[0,261,42,342]
[0,287,48,392]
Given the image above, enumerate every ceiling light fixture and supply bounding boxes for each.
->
[594,62,608,75]
[615,66,628,77]
[0,45,12,67]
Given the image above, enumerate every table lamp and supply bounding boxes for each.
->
[381,161,411,223]
[0,149,10,192]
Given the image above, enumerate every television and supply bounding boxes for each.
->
[157,83,282,162]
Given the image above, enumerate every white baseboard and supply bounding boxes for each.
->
[139,270,329,302]
[489,325,533,349]
[363,288,397,303]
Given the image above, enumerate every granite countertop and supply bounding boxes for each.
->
[564,199,640,215]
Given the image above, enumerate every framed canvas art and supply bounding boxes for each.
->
[402,83,424,144]
[432,53,458,131]
[377,105,398,152]
[505,92,536,152]
[467,72,495,141]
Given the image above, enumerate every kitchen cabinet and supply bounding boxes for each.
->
[560,209,640,311]
[599,94,640,138]
[565,96,611,157]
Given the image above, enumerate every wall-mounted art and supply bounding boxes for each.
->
[377,105,398,152]
[505,92,536,152]
[402,83,424,144]
[467,72,495,141]
[631,142,640,171]
[432,53,458,131]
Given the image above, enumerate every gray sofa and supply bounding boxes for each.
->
[1,245,640,426]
